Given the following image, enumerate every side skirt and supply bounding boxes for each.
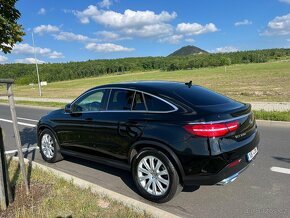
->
[60,149,131,171]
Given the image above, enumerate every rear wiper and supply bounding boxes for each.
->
[185,80,192,88]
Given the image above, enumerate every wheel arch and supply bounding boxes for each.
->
[129,140,185,183]
[37,124,61,147]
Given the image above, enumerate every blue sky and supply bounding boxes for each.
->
[1,0,290,64]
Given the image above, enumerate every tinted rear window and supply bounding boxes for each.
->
[144,94,174,111]
[174,86,232,106]
[107,89,134,110]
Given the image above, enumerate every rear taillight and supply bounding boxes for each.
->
[184,121,239,137]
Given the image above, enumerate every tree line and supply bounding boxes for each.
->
[0,48,290,85]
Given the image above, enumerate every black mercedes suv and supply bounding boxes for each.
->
[37,81,259,203]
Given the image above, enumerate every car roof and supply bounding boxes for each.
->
[90,81,190,96]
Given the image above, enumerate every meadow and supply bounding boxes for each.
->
[4,61,290,102]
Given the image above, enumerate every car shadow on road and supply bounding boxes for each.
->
[272,156,290,163]
[20,127,38,187]
[20,127,37,150]
[63,155,200,194]
[62,155,139,193]
[6,127,38,191]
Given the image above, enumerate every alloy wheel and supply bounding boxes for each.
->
[41,133,54,159]
[137,155,170,196]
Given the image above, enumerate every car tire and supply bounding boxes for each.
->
[39,129,63,163]
[132,149,182,203]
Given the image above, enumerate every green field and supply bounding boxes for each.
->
[2,61,290,102]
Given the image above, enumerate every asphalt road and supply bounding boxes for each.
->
[0,104,289,218]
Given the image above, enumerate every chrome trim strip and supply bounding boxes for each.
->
[188,112,252,125]
[130,91,136,111]
[216,172,239,185]
[216,166,248,186]
[68,87,178,114]
[67,110,175,114]
[142,92,148,111]
[106,89,112,110]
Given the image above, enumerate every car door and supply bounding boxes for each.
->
[93,89,147,160]
[56,89,109,154]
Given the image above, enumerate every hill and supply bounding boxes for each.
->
[168,45,208,57]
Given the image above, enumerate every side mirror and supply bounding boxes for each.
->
[64,104,72,113]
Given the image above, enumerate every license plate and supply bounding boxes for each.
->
[246,147,258,162]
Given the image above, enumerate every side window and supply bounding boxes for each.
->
[73,90,106,112]
[107,89,135,111]
[132,92,146,111]
[144,94,174,112]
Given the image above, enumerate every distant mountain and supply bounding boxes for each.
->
[168,45,208,57]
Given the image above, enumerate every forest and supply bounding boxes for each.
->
[0,48,289,85]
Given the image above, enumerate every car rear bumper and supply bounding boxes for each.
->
[182,131,259,186]
[216,167,247,185]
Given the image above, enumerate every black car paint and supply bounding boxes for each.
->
[37,81,259,186]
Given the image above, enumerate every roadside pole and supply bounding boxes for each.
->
[6,82,29,194]
[0,127,13,209]
[0,79,30,196]
[32,32,42,97]
[0,127,7,209]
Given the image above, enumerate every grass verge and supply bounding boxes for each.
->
[253,110,290,122]
[0,99,66,108]
[1,159,151,218]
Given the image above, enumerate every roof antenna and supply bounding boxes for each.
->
[185,80,192,88]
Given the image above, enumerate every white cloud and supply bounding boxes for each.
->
[75,5,177,28]
[176,22,218,35]
[98,0,112,9]
[0,55,8,63]
[213,46,239,53]
[279,0,290,4]
[96,31,120,40]
[33,24,60,35]
[12,43,63,59]
[75,5,98,24]
[159,35,183,44]
[74,6,177,39]
[85,43,134,52]
[38,8,46,15]
[234,19,252,26]
[96,31,132,41]
[261,13,290,36]
[15,58,45,64]
[185,38,195,43]
[54,31,98,42]
[287,38,290,42]
[48,51,64,59]
[123,23,173,38]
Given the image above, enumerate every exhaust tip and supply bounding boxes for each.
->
[216,172,239,186]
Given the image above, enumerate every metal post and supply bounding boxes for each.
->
[32,32,42,97]
[6,83,29,194]
[0,127,13,209]
[0,127,7,210]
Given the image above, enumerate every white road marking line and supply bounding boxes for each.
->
[5,146,39,154]
[270,167,290,175]
[0,118,36,127]
[17,117,38,122]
